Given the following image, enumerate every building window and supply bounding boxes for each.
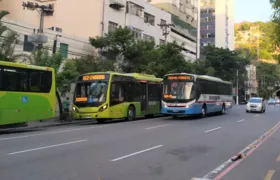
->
[160,19,166,25]
[130,27,143,40]
[207,33,215,38]
[127,2,143,17]
[160,39,165,44]
[144,12,155,26]
[60,43,68,58]
[23,35,34,52]
[143,34,154,42]
[108,21,118,33]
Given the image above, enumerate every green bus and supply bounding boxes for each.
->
[72,72,162,123]
[0,61,56,126]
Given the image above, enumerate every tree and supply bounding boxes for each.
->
[199,45,250,83]
[0,10,18,61]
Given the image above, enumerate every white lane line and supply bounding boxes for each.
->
[111,145,163,162]
[0,125,108,141]
[204,127,221,133]
[255,114,260,117]
[8,139,88,155]
[237,119,245,123]
[145,124,171,130]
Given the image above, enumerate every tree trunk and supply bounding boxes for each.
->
[56,89,63,120]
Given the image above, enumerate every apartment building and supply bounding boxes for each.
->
[103,0,172,44]
[200,0,234,50]
[148,0,200,60]
[1,0,171,44]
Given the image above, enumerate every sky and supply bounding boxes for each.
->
[234,0,273,23]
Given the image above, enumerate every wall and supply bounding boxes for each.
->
[214,0,226,49]
[103,0,172,44]
[0,0,102,39]
[227,0,234,50]
[2,18,94,62]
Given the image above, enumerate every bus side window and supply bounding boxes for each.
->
[110,83,124,106]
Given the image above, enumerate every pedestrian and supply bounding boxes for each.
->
[62,97,70,121]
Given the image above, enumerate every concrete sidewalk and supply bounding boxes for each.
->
[0,117,94,133]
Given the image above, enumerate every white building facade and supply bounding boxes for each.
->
[103,0,172,44]
[200,0,234,50]
[148,0,200,60]
[1,18,94,64]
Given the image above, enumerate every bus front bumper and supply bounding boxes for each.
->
[72,111,109,120]
[161,104,201,115]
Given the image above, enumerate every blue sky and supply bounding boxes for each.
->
[234,0,273,23]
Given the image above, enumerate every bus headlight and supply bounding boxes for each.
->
[161,101,167,108]
[186,105,190,108]
[72,106,79,112]
[99,104,108,112]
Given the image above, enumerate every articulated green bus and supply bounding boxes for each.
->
[72,72,162,123]
[0,61,56,126]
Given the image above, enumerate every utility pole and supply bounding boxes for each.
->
[22,2,54,49]
[157,23,175,43]
[52,34,62,54]
[236,69,239,105]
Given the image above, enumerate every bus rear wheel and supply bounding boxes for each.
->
[126,105,135,121]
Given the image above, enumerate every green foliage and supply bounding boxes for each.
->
[199,46,250,83]
[0,10,18,61]
[31,49,63,73]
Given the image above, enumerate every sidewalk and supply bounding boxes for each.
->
[0,117,94,133]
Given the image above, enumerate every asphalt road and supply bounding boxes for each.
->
[0,105,280,180]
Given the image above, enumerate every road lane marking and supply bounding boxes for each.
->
[255,114,260,117]
[277,155,280,162]
[8,139,88,155]
[111,145,163,162]
[200,121,280,180]
[0,125,109,141]
[204,127,221,133]
[264,170,275,180]
[145,124,171,130]
[237,119,245,123]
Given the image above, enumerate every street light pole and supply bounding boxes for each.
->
[236,69,239,105]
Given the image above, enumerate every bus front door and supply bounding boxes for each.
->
[139,83,147,112]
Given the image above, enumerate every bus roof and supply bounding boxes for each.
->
[82,71,162,82]
[164,73,232,84]
[0,61,54,71]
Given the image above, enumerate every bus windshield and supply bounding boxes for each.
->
[163,81,195,101]
[74,80,108,107]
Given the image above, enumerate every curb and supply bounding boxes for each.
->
[0,119,94,133]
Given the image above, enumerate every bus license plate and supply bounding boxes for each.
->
[85,116,91,119]
[173,110,178,112]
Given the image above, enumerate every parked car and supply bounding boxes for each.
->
[267,98,276,105]
[246,97,266,113]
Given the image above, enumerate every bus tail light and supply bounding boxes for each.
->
[99,104,108,112]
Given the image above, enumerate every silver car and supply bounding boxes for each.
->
[246,97,266,113]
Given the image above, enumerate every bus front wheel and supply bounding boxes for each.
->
[126,105,135,121]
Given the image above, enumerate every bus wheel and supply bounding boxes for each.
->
[201,106,206,118]
[96,119,105,124]
[126,106,135,121]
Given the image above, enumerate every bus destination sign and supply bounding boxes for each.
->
[167,75,192,80]
[82,74,106,81]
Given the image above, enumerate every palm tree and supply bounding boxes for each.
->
[0,10,18,61]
